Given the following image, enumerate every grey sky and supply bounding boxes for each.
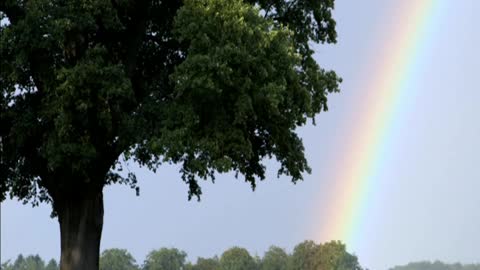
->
[1,1,479,270]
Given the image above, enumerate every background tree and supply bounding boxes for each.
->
[142,248,187,270]
[288,241,318,270]
[260,246,289,270]
[186,257,220,270]
[287,240,363,270]
[219,247,257,270]
[0,255,47,270]
[44,259,59,270]
[99,249,139,270]
[389,261,480,270]
[1,260,13,270]
[316,241,363,270]
[0,0,340,269]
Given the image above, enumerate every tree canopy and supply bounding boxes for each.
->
[0,0,340,203]
[289,240,363,270]
[143,248,187,270]
[99,249,139,270]
[185,257,220,270]
[219,247,257,270]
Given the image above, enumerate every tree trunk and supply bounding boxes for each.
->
[57,190,104,270]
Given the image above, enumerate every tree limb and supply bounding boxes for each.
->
[124,0,151,79]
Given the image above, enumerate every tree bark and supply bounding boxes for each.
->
[56,190,104,270]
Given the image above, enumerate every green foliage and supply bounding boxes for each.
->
[261,246,289,270]
[316,241,363,270]
[219,247,257,270]
[99,249,139,270]
[166,0,321,196]
[186,257,220,270]
[143,248,187,270]
[13,255,44,270]
[0,240,364,270]
[6,249,480,270]
[288,240,318,270]
[0,0,340,204]
[289,240,363,270]
[0,255,58,270]
[44,260,58,270]
[0,240,366,270]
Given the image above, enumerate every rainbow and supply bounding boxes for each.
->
[315,0,444,248]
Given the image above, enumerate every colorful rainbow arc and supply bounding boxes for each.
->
[315,0,443,247]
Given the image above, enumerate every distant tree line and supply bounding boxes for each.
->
[4,242,479,270]
[1,255,58,270]
[390,261,480,270]
[2,240,363,270]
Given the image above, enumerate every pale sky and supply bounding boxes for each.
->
[1,1,479,270]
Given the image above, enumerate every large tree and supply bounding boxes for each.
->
[0,0,341,269]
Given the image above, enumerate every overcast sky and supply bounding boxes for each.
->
[2,1,479,270]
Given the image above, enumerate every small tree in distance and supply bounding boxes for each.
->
[261,246,289,270]
[220,247,257,270]
[45,259,60,270]
[0,0,341,269]
[289,240,363,270]
[99,249,139,270]
[185,257,220,270]
[143,248,187,270]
